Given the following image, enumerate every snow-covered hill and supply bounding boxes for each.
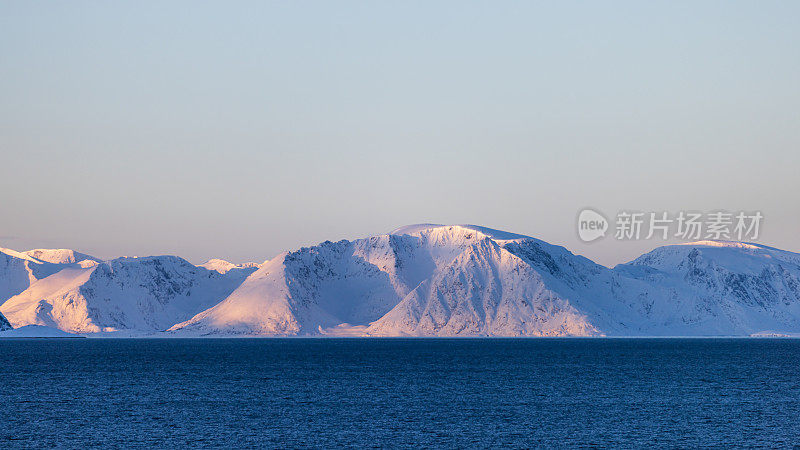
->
[0,255,257,334]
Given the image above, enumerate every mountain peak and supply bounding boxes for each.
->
[199,259,260,274]
[678,240,780,251]
[390,224,533,242]
[23,248,101,265]
[629,239,800,269]
[199,258,238,273]
[0,247,43,263]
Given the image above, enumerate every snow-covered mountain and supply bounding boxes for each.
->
[169,236,414,336]
[0,255,257,334]
[3,227,800,337]
[169,225,641,336]
[23,248,101,265]
[613,241,800,335]
[364,226,626,336]
[199,259,261,274]
[0,247,67,301]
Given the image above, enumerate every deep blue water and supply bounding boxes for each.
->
[1,338,800,448]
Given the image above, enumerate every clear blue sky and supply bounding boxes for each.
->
[1,1,798,266]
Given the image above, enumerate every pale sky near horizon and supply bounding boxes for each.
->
[1,1,799,267]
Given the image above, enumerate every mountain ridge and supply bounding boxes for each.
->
[2,225,799,337]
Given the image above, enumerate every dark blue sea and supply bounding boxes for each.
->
[2,338,799,448]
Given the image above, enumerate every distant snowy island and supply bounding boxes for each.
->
[3,224,800,337]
